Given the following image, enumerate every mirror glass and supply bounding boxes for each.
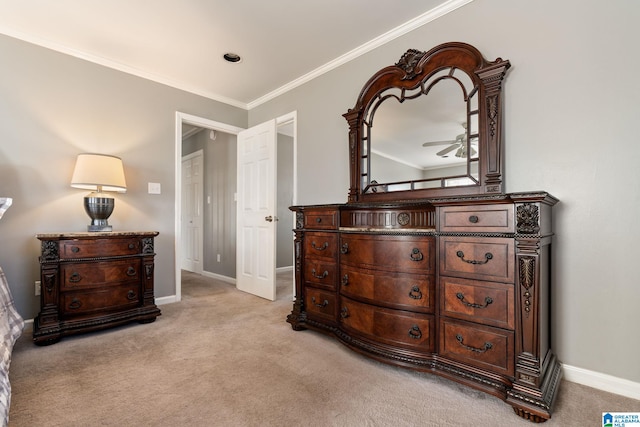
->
[362,67,479,194]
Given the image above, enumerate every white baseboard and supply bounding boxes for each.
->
[276,266,294,273]
[200,270,236,284]
[563,364,640,400]
[155,295,178,305]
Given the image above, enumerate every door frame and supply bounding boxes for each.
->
[174,111,297,302]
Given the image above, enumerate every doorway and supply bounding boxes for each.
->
[175,111,297,302]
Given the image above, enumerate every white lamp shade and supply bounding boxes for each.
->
[71,154,127,193]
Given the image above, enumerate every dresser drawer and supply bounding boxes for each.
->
[439,236,514,283]
[304,287,337,322]
[61,283,141,316]
[340,297,434,352]
[303,209,339,230]
[340,234,434,273]
[304,232,338,260]
[440,277,514,330]
[340,266,433,313]
[304,260,337,290]
[60,259,141,290]
[439,204,514,233]
[60,237,141,259]
[440,318,514,376]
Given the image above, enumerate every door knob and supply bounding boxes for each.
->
[265,216,279,222]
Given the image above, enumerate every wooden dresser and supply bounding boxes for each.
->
[287,43,562,422]
[34,231,161,345]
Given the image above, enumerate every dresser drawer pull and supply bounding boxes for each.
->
[456,334,493,353]
[408,286,422,300]
[408,325,422,340]
[456,292,493,308]
[469,215,479,223]
[341,274,349,286]
[71,246,80,253]
[311,241,329,251]
[310,269,328,279]
[456,250,493,265]
[311,297,329,308]
[128,243,136,249]
[69,272,81,283]
[340,307,350,319]
[340,243,349,254]
[68,298,82,310]
[126,267,137,276]
[410,248,423,262]
[316,217,322,223]
[127,290,137,300]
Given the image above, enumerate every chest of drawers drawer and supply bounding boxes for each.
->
[304,287,337,322]
[438,204,514,233]
[303,260,337,290]
[340,234,434,273]
[340,266,433,313]
[440,276,514,330]
[439,236,514,283]
[304,232,339,260]
[61,283,141,316]
[440,318,514,376]
[59,237,142,259]
[60,259,141,290]
[340,297,434,352]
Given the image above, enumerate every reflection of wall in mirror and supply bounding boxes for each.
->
[370,152,421,191]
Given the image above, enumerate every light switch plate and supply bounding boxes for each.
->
[148,182,161,194]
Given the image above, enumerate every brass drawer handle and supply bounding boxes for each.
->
[469,215,479,223]
[126,267,137,276]
[340,307,350,319]
[408,325,422,339]
[456,250,493,265]
[310,269,328,279]
[408,285,422,300]
[456,334,493,353]
[127,290,137,300]
[311,297,329,308]
[71,246,80,253]
[311,241,329,251]
[316,217,322,223]
[128,243,136,249]
[69,272,81,283]
[456,292,493,308]
[410,248,423,262]
[69,298,82,310]
[341,274,349,286]
[340,243,349,254]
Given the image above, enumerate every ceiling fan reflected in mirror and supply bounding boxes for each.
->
[422,122,476,158]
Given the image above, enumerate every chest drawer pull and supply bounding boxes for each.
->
[456,292,493,309]
[71,246,80,253]
[310,269,328,279]
[316,217,322,223]
[408,325,422,339]
[469,215,479,223]
[126,267,137,276]
[340,243,349,254]
[69,298,82,310]
[311,297,329,308]
[127,290,137,300]
[410,248,424,262]
[456,250,493,265]
[128,243,135,249]
[311,241,329,251]
[408,286,422,300]
[341,274,349,286]
[69,272,81,283]
[340,307,350,319]
[456,334,493,353]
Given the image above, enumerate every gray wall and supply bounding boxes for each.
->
[249,1,640,383]
[0,34,247,319]
[277,133,294,268]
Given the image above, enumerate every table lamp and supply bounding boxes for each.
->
[70,153,127,232]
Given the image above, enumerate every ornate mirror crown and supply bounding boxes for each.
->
[343,42,511,203]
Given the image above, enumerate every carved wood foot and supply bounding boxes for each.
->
[512,406,548,423]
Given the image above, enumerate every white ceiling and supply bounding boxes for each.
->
[0,0,470,109]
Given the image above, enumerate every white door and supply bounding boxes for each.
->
[236,120,277,300]
[181,150,203,274]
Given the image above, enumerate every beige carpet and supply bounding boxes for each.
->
[7,271,639,426]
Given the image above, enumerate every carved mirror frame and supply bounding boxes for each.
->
[343,42,511,203]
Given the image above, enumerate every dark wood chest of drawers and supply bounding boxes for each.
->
[34,231,161,345]
[288,194,561,422]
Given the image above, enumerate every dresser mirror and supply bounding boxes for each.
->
[343,42,511,202]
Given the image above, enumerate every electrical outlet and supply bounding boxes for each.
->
[35,280,41,296]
